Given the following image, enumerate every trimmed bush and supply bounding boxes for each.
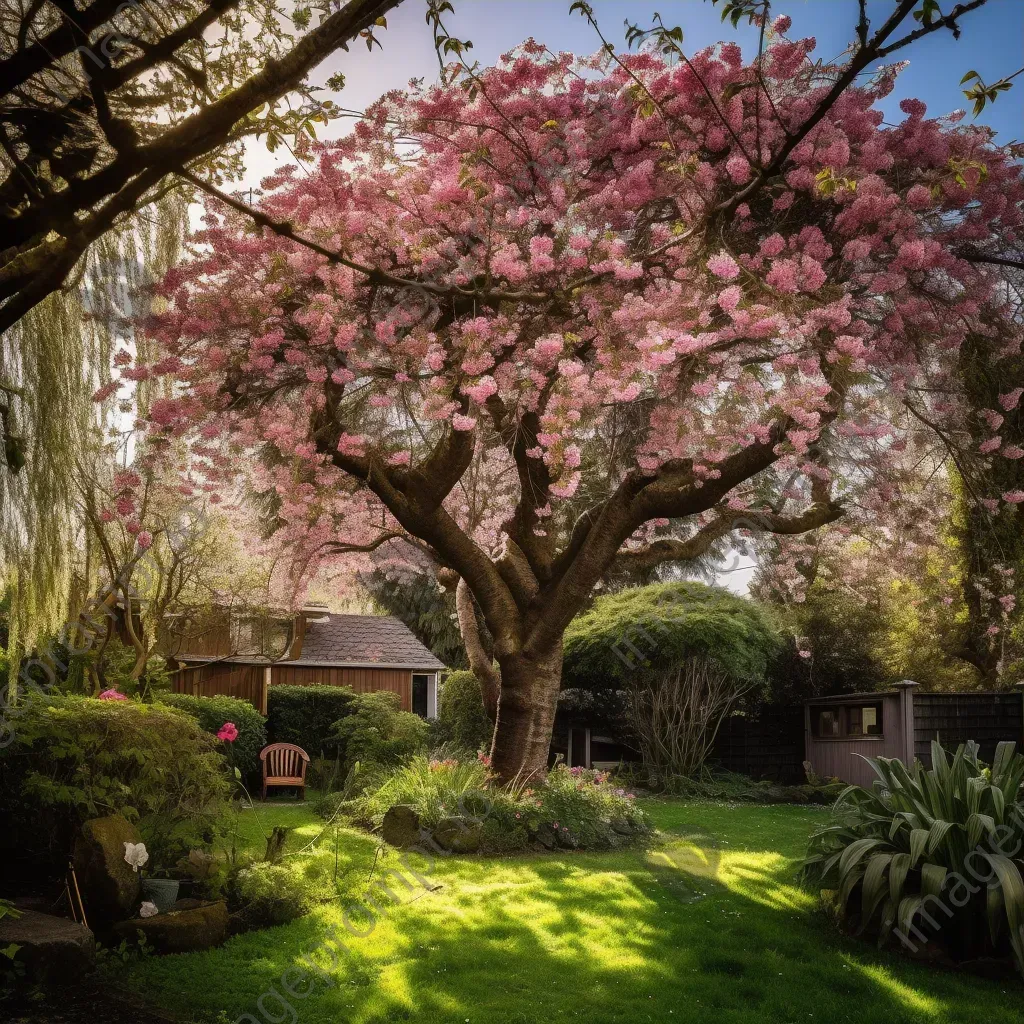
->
[432,670,493,754]
[0,694,229,869]
[563,580,780,689]
[266,684,357,756]
[157,692,266,784]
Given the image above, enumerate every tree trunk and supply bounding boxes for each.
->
[489,642,563,784]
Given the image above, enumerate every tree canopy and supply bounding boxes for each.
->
[123,2,1024,778]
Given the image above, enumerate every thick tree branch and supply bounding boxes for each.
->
[1,0,405,325]
[455,577,500,720]
[615,496,844,572]
[0,0,124,96]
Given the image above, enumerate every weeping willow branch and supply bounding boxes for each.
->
[0,190,187,662]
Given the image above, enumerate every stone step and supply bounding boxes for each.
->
[0,909,95,986]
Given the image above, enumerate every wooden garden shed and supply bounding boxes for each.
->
[168,604,444,717]
[804,682,1024,787]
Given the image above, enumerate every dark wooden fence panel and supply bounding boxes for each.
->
[710,706,805,783]
[913,691,1023,767]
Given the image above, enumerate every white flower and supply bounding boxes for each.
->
[123,841,149,873]
[139,901,159,918]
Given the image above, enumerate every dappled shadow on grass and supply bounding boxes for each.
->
[125,804,1024,1024]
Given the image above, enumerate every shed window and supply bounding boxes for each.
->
[812,702,883,738]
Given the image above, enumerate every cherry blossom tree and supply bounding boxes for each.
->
[137,2,1023,780]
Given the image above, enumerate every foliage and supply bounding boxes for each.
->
[266,684,357,757]
[157,692,267,784]
[765,584,890,702]
[228,862,318,929]
[0,694,229,868]
[360,567,467,669]
[330,691,429,776]
[360,755,491,829]
[63,636,171,700]
[803,741,1024,973]
[355,756,650,853]
[432,671,492,754]
[757,529,981,698]
[563,582,780,690]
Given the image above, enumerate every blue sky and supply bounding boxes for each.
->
[240,0,1023,187]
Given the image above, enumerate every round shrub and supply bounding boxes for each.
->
[229,862,314,928]
[433,670,492,754]
[0,694,229,870]
[564,580,780,688]
[157,692,266,784]
[331,691,429,775]
[266,684,357,756]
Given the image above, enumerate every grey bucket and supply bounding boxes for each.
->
[141,877,180,913]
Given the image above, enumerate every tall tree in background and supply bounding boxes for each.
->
[138,1,1022,780]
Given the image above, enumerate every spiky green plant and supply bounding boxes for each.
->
[803,740,1024,973]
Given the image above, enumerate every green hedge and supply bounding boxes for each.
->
[266,685,357,756]
[433,670,492,754]
[157,692,266,784]
[0,694,229,869]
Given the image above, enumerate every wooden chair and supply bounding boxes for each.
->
[260,742,310,800]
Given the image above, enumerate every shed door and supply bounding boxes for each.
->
[569,727,589,768]
[412,674,429,717]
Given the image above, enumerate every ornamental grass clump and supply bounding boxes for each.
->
[802,740,1024,974]
[359,754,492,830]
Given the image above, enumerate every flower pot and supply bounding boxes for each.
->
[141,877,180,913]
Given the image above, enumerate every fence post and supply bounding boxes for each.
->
[1016,682,1024,748]
[894,680,919,765]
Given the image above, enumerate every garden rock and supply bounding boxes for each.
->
[534,823,557,849]
[0,909,95,985]
[112,899,228,954]
[71,814,142,929]
[432,817,482,853]
[381,804,421,849]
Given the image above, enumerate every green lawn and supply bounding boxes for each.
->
[122,797,1024,1024]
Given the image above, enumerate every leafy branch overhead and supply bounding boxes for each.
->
[0,0,405,337]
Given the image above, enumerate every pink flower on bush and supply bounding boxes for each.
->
[99,688,128,701]
[136,531,153,550]
[477,751,491,766]
[217,722,239,742]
